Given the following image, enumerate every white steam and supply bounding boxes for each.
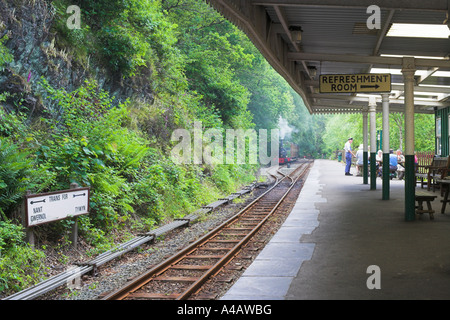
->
[278,116,296,139]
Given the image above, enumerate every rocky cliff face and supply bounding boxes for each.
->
[0,0,154,115]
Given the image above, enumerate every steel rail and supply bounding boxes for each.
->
[103,161,311,300]
[102,168,285,300]
[3,176,263,300]
[176,162,310,300]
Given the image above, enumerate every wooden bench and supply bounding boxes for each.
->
[415,151,434,188]
[436,178,450,214]
[415,191,438,220]
[415,157,450,191]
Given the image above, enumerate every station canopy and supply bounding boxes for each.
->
[207,0,450,114]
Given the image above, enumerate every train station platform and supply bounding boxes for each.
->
[221,159,450,300]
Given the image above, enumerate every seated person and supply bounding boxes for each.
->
[376,150,383,177]
[355,144,364,176]
[389,149,398,172]
[414,152,419,172]
[396,149,405,179]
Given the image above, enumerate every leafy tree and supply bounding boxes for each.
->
[163,0,253,129]
[322,112,435,157]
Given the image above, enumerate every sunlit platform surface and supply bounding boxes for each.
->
[222,159,450,300]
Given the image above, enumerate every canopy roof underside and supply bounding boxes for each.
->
[207,0,450,114]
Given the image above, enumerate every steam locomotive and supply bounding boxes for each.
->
[279,139,296,165]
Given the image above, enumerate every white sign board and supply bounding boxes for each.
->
[26,188,90,227]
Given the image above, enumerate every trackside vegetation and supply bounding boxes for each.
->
[0,0,321,295]
[0,0,433,296]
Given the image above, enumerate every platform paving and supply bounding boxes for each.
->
[221,159,450,300]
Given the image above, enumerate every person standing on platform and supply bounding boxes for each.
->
[344,138,355,176]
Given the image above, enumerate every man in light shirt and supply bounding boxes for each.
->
[344,138,355,176]
[355,144,364,176]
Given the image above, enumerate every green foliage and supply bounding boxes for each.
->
[0,34,13,71]
[211,164,255,194]
[0,220,23,253]
[97,23,150,75]
[0,108,28,142]
[0,0,328,296]
[322,113,435,157]
[414,114,435,151]
[0,137,34,219]
[0,220,48,294]
[163,0,254,129]
[54,0,183,79]
[38,79,148,229]
[183,31,252,127]
[34,79,256,238]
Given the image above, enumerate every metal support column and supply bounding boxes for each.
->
[363,109,369,184]
[369,98,377,190]
[402,57,416,221]
[382,93,390,200]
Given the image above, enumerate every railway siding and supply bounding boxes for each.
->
[3,180,260,300]
[103,161,312,300]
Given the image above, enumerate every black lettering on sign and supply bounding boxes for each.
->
[49,195,61,202]
[75,205,86,213]
[33,206,43,214]
[331,83,358,92]
[31,213,46,222]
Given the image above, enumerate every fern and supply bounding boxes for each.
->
[0,138,33,218]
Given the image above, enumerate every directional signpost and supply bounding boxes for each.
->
[319,73,391,93]
[26,187,90,227]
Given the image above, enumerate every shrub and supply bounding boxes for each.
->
[37,79,149,232]
[0,220,48,294]
[0,137,34,219]
[0,34,13,71]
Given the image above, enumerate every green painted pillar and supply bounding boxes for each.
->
[382,93,390,200]
[370,152,377,190]
[363,152,368,184]
[363,109,369,185]
[369,101,377,190]
[382,153,390,199]
[402,57,416,221]
[405,155,416,220]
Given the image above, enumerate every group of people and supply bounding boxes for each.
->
[344,137,405,178]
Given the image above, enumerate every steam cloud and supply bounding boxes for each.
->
[278,116,296,139]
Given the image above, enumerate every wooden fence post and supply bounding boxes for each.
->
[69,182,79,249]
[23,190,35,247]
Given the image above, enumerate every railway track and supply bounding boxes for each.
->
[102,161,312,300]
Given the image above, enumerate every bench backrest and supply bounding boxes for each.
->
[426,157,450,179]
[432,157,448,167]
[441,157,450,179]
[416,151,435,173]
